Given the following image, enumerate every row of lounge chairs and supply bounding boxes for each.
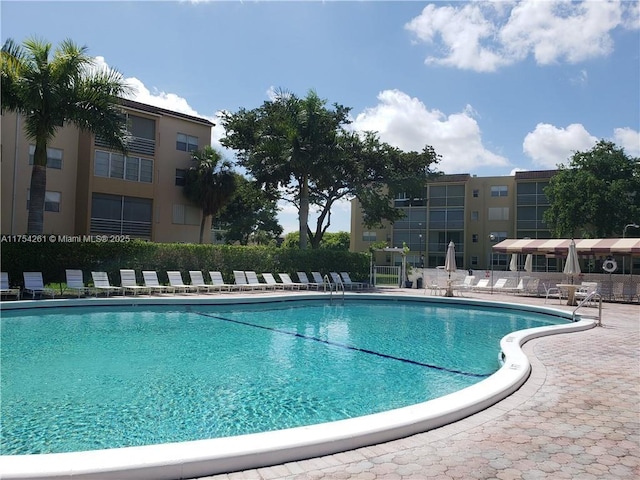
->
[1,270,370,299]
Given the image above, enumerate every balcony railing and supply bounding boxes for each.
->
[90,218,152,239]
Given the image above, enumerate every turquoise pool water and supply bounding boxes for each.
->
[1,300,565,455]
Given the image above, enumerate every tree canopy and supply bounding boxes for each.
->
[221,89,440,249]
[216,174,282,245]
[543,140,640,238]
[183,146,236,243]
[1,37,131,234]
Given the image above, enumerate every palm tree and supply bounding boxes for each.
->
[183,146,236,243]
[1,37,130,234]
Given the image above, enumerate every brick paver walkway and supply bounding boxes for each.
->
[203,292,639,480]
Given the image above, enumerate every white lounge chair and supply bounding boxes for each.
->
[278,273,307,289]
[472,278,491,292]
[244,271,268,290]
[575,281,599,306]
[340,272,367,289]
[452,275,475,295]
[65,269,90,297]
[142,271,173,294]
[262,273,286,289]
[330,272,349,290]
[233,270,251,291]
[296,272,322,290]
[209,271,235,292]
[120,269,150,296]
[189,271,218,293]
[22,271,58,299]
[311,271,328,286]
[91,271,123,297]
[1,272,21,300]
[167,271,198,294]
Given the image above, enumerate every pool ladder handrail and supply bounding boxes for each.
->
[572,290,602,326]
[324,274,345,304]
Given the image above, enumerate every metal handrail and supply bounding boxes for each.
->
[572,291,602,326]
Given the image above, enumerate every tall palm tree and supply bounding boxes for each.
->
[183,146,236,243]
[1,37,130,234]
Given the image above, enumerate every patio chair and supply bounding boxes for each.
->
[311,271,328,286]
[340,272,368,289]
[91,271,123,297]
[142,271,174,294]
[452,275,475,295]
[1,272,21,300]
[329,272,350,290]
[278,273,307,289]
[65,269,90,297]
[22,271,58,299]
[167,271,199,294]
[244,271,269,290]
[119,269,150,296]
[189,271,218,294]
[543,282,563,304]
[472,278,491,292]
[209,271,235,292]
[575,282,599,306]
[233,270,252,291]
[296,271,322,290]
[262,273,286,289]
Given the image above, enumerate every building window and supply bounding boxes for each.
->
[94,150,153,183]
[175,169,186,186]
[27,190,61,212]
[491,185,508,197]
[29,145,63,169]
[471,210,479,221]
[472,189,479,198]
[91,193,152,239]
[488,207,510,221]
[472,234,478,243]
[363,231,377,242]
[471,256,479,266]
[177,133,198,152]
[172,204,201,225]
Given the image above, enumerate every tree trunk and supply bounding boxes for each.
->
[299,174,309,249]
[199,214,207,244]
[27,141,48,234]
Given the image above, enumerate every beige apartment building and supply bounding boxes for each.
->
[350,170,556,271]
[1,99,214,243]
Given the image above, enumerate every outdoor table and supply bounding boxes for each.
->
[557,283,579,306]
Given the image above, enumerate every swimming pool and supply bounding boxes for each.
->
[0,293,595,480]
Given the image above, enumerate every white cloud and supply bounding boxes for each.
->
[522,123,597,167]
[613,127,640,157]
[352,89,509,173]
[405,0,636,72]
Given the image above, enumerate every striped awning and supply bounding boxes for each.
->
[492,238,640,255]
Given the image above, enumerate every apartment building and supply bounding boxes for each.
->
[1,99,214,242]
[350,170,556,271]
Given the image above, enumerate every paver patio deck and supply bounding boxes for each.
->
[200,289,639,480]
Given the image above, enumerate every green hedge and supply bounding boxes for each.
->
[0,240,370,287]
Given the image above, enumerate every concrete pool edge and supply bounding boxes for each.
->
[0,294,597,480]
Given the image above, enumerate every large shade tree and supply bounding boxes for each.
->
[183,146,236,243]
[1,37,130,234]
[216,174,282,245]
[543,140,640,238]
[221,89,440,249]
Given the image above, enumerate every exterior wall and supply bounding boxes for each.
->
[1,112,79,235]
[1,100,214,243]
[350,171,555,271]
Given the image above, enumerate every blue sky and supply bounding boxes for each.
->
[3,1,639,234]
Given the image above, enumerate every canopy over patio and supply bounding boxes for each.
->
[492,238,640,256]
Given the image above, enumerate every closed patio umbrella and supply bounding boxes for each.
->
[524,254,533,273]
[444,241,456,297]
[563,239,581,283]
[509,254,518,272]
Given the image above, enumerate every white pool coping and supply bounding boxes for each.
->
[0,294,596,480]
